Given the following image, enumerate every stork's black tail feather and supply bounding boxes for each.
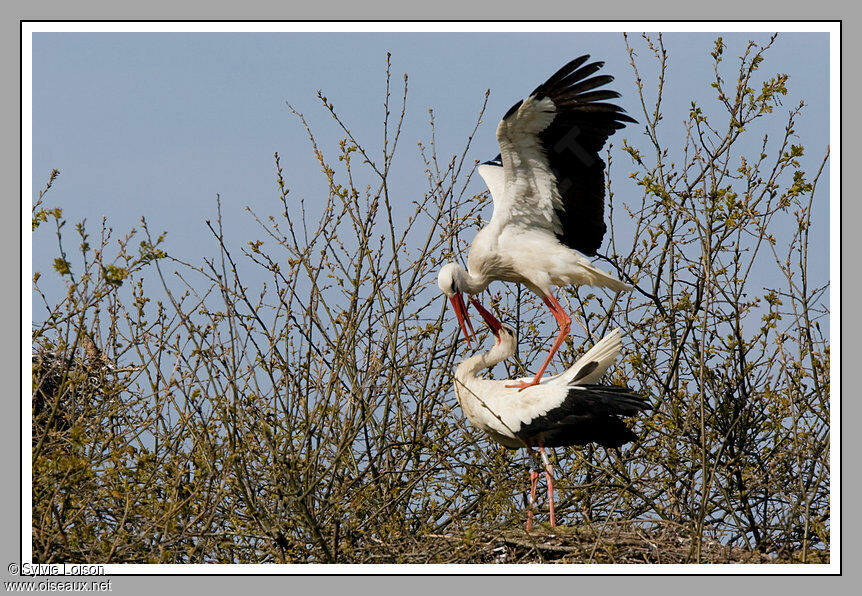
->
[515,384,650,449]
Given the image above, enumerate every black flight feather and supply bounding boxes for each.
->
[515,384,649,449]
[508,55,637,256]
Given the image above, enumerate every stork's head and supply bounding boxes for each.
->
[437,263,476,346]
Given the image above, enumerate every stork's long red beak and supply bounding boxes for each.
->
[448,294,476,346]
[469,297,503,334]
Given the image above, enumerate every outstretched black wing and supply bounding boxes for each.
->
[495,56,636,256]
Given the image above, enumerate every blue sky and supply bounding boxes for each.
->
[30,29,831,316]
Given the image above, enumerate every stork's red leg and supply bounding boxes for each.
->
[525,448,541,531]
[526,468,540,531]
[540,446,556,527]
[506,293,571,390]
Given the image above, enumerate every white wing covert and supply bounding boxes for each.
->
[485,56,636,256]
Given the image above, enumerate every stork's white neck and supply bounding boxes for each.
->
[455,332,517,380]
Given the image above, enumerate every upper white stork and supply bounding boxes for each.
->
[438,55,636,389]
[454,298,649,529]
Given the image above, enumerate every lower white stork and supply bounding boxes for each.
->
[454,298,649,530]
[438,55,636,389]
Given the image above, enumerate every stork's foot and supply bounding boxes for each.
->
[506,379,539,391]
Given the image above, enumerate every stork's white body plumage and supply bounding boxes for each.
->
[454,327,628,450]
[469,95,630,297]
[439,56,636,389]
[453,299,649,528]
[465,219,626,300]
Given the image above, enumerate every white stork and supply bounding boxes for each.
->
[454,298,648,530]
[438,55,636,389]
